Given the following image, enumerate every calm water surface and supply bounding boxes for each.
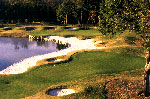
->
[0,37,60,71]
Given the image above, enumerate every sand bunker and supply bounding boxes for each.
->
[0,36,105,74]
[48,89,75,96]
[49,59,63,62]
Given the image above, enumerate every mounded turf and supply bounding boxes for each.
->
[0,51,145,99]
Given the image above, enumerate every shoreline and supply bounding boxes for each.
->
[0,36,105,74]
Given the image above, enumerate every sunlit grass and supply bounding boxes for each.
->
[0,51,145,99]
[30,29,102,37]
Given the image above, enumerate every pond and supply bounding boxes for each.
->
[0,37,62,71]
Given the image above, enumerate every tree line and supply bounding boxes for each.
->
[0,0,149,26]
[0,0,101,24]
[0,0,149,32]
[0,0,61,23]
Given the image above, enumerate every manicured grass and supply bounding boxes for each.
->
[0,51,145,99]
[30,29,102,37]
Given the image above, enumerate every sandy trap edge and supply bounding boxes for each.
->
[48,89,75,96]
[0,36,105,75]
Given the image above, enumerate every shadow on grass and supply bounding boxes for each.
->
[44,27,55,30]
[138,90,150,97]
[0,79,11,85]
[25,27,35,31]
[63,35,75,38]
[3,27,12,31]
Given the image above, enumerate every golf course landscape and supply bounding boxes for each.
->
[0,0,149,98]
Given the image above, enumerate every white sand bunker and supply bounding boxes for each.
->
[0,36,105,74]
[48,89,75,96]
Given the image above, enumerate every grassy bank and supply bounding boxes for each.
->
[30,29,101,38]
[0,51,145,99]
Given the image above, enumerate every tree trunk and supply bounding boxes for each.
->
[98,15,101,25]
[80,10,83,26]
[66,14,68,24]
[64,20,65,24]
[145,47,150,97]
[145,72,149,97]
[78,21,80,25]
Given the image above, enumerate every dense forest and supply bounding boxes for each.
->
[0,0,101,24]
[0,0,149,25]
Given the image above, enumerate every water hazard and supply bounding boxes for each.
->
[0,37,61,71]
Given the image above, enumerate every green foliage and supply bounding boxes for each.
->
[56,1,72,24]
[0,0,102,24]
[99,0,150,49]
[99,0,120,35]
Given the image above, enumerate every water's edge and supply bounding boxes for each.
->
[0,36,105,74]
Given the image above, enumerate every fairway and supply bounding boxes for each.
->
[0,51,145,99]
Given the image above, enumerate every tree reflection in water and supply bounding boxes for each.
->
[11,38,29,50]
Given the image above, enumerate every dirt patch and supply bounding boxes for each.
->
[105,78,150,98]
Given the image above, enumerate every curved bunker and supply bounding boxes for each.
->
[48,89,75,96]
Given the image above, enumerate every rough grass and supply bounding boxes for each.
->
[0,51,145,99]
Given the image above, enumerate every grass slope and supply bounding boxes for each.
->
[30,29,101,38]
[0,51,145,99]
